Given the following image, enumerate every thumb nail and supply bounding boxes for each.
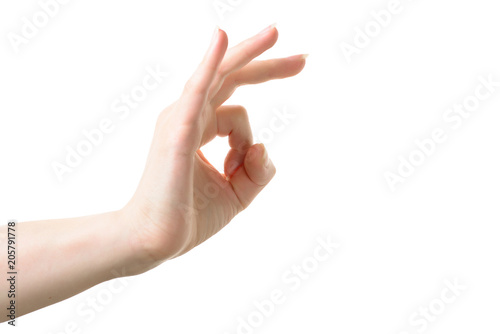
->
[259,144,270,168]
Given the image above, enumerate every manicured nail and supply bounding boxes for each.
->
[226,160,240,178]
[246,146,258,162]
[258,23,277,35]
[211,26,220,45]
[259,144,270,168]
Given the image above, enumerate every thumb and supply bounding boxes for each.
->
[229,143,276,209]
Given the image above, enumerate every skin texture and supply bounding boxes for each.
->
[0,25,306,321]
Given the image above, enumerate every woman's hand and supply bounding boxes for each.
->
[122,25,307,272]
[0,25,306,320]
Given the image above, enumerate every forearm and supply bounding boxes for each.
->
[0,210,144,321]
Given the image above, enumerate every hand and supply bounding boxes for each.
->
[122,25,307,272]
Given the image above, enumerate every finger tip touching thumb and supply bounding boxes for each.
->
[244,143,276,186]
[228,143,276,209]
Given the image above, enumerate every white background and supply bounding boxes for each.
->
[1,0,500,333]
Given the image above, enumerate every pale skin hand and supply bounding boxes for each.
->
[0,25,306,321]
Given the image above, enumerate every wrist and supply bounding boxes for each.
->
[84,210,150,280]
[114,205,168,276]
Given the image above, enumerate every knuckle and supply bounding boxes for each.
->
[229,74,241,88]
[183,77,204,96]
[233,105,248,119]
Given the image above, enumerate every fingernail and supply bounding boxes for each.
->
[258,23,277,35]
[246,146,258,162]
[227,160,240,178]
[259,144,270,168]
[300,54,309,60]
[211,26,220,45]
